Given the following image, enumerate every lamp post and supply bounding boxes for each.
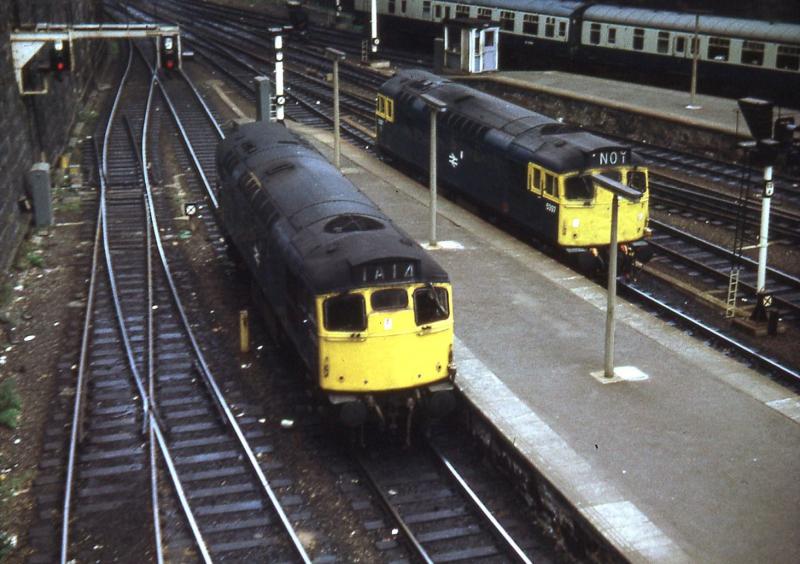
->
[590,174,644,378]
[420,93,447,247]
[325,47,346,169]
[687,13,701,110]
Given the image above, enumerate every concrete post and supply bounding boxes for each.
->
[604,195,619,378]
[27,162,52,227]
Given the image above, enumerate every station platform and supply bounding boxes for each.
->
[292,123,800,563]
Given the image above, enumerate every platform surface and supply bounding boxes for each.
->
[467,70,780,137]
[293,123,800,563]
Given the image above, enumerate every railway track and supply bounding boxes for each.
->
[115,0,800,383]
[57,42,315,562]
[355,441,536,563]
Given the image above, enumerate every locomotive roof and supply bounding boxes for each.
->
[382,70,635,174]
[443,0,583,17]
[218,122,448,294]
[583,6,800,44]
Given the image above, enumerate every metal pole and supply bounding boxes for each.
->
[273,32,285,121]
[333,58,341,169]
[757,165,773,293]
[604,195,619,378]
[429,109,438,247]
[688,14,700,109]
[370,0,378,54]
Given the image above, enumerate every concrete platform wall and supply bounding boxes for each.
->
[0,0,103,273]
[475,80,745,163]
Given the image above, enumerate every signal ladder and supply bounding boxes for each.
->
[726,157,757,318]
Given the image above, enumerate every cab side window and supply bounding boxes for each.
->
[544,173,558,198]
[528,165,542,194]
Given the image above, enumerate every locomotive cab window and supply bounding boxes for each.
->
[628,170,647,192]
[527,165,542,194]
[376,94,394,122]
[414,286,449,325]
[544,173,558,198]
[371,289,409,311]
[564,176,594,201]
[324,294,366,332]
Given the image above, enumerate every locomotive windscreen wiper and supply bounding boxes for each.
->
[426,283,447,316]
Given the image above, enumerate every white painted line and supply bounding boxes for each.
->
[766,397,800,424]
[209,80,248,120]
[455,337,685,562]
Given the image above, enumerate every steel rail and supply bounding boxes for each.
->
[134,73,214,564]
[620,282,800,384]
[138,54,313,564]
[354,453,434,564]
[650,219,800,288]
[144,192,164,564]
[60,42,135,563]
[179,68,225,140]
[59,153,103,564]
[130,45,219,210]
[428,443,533,564]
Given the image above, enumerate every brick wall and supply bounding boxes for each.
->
[0,0,102,272]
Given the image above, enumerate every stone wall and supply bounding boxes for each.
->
[0,0,103,273]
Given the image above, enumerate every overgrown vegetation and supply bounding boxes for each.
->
[0,379,21,429]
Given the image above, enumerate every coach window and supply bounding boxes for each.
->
[325,294,367,332]
[675,36,686,54]
[633,28,645,51]
[423,1,431,16]
[589,23,600,45]
[434,4,441,18]
[456,4,469,18]
[777,45,799,71]
[544,17,555,38]
[657,31,669,54]
[477,8,491,20]
[401,0,407,13]
[500,11,514,31]
[371,289,409,311]
[564,176,594,201]
[388,0,395,14]
[558,21,566,38]
[544,173,557,198]
[742,41,764,66]
[607,27,616,45]
[708,37,730,61]
[414,286,449,325]
[523,14,539,35]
